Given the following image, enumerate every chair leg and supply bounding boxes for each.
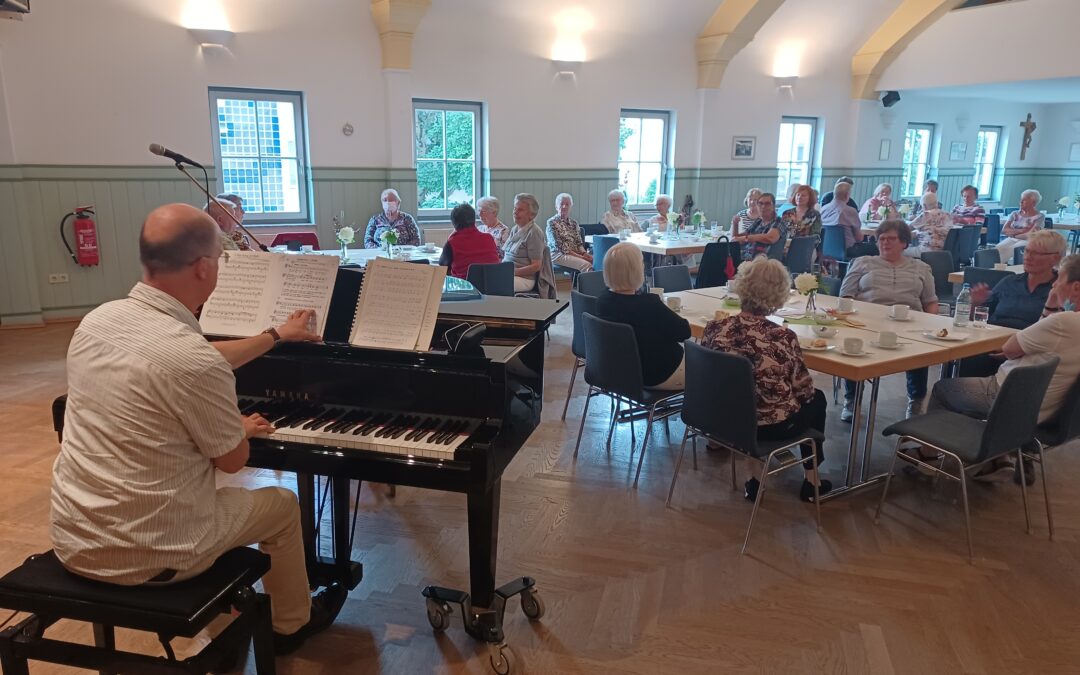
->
[666,428,690,506]
[1017,449,1032,535]
[1035,443,1055,540]
[741,458,772,555]
[92,624,116,675]
[663,416,670,439]
[873,438,904,523]
[730,451,738,491]
[958,459,975,564]
[606,398,619,453]
[811,441,821,532]
[560,359,581,421]
[633,407,655,488]
[832,376,840,405]
[691,435,698,470]
[573,387,594,459]
[252,592,277,675]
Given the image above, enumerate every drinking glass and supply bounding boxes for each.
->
[973,306,989,328]
[937,304,952,318]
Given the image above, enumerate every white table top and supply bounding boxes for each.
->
[302,246,442,266]
[586,231,726,256]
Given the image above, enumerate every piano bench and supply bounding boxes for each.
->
[0,547,276,675]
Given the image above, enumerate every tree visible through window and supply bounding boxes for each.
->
[973,126,1001,199]
[901,124,935,198]
[619,110,669,207]
[777,117,816,195]
[414,100,482,214]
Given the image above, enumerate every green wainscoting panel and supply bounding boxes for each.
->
[673,168,780,226]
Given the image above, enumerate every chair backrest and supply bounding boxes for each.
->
[580,223,608,237]
[652,264,691,293]
[988,208,1004,215]
[921,250,956,297]
[821,226,847,262]
[466,261,514,296]
[1044,217,1053,229]
[984,214,1002,244]
[963,266,1014,290]
[270,232,321,250]
[955,226,980,267]
[973,248,1000,268]
[980,357,1060,460]
[1013,247,1025,265]
[818,275,841,296]
[695,241,733,289]
[765,236,785,261]
[1043,374,1080,446]
[785,236,816,274]
[682,341,760,456]
[576,270,607,296]
[942,228,961,270]
[1004,207,1019,215]
[581,313,646,400]
[570,291,598,359]
[591,235,619,271]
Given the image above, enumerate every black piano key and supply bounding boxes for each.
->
[325,409,368,434]
[404,417,437,442]
[305,407,345,431]
[389,415,418,440]
[279,403,322,429]
[358,412,393,436]
[374,414,407,438]
[427,419,457,444]
[442,420,469,445]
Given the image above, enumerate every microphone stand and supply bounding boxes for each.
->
[171,162,269,252]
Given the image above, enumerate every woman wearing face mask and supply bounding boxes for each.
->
[364,188,421,248]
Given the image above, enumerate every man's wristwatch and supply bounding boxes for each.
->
[262,327,281,342]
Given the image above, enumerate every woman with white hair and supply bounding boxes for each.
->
[595,243,690,390]
[503,193,547,293]
[996,189,1046,264]
[699,257,831,502]
[730,188,763,236]
[601,189,641,234]
[647,194,680,231]
[364,188,421,248]
[546,193,592,272]
[476,196,509,256]
[859,183,898,223]
[906,192,954,256]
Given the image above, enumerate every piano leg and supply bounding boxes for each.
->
[468,481,500,608]
[295,472,364,591]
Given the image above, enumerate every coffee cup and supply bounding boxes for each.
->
[843,337,864,355]
[666,296,682,312]
[994,262,1007,270]
[878,331,898,348]
[889,304,910,320]
[301,244,314,252]
[618,229,629,240]
[649,287,664,297]
[838,297,854,313]
[423,242,436,252]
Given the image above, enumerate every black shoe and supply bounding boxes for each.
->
[800,479,833,502]
[272,583,348,655]
[1013,458,1036,486]
[744,477,760,502]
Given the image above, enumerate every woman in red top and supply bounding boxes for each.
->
[440,203,501,279]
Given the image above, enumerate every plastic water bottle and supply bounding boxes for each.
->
[954,283,971,327]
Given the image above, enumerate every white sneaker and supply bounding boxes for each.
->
[841,400,854,423]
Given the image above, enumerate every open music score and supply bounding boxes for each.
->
[200,252,339,338]
[348,257,446,351]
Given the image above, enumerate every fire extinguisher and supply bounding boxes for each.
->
[60,206,100,266]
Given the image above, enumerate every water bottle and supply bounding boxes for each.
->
[954,283,971,327]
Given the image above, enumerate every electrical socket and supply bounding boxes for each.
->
[48,273,69,284]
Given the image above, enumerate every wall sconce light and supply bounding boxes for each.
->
[552,59,582,77]
[774,76,798,90]
[955,114,970,132]
[189,27,234,49]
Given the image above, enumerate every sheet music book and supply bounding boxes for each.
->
[199,251,340,338]
[348,257,446,351]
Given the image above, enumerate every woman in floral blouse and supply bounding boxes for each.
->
[996,188,1046,264]
[859,183,898,223]
[699,257,831,502]
[363,188,421,248]
[476,195,510,256]
[546,193,592,272]
[907,192,954,255]
[782,184,822,240]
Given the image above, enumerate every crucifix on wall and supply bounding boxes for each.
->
[1019,113,1037,161]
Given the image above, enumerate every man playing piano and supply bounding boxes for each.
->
[50,203,345,655]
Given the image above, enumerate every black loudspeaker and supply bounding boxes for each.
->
[881,90,901,108]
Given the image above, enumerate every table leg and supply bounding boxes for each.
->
[843,380,865,488]
[859,378,881,481]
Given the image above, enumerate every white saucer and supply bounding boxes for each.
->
[799,341,835,351]
[887,315,913,322]
[840,350,871,357]
[922,330,969,341]
[870,340,908,350]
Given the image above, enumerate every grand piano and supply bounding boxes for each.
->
[235,267,566,671]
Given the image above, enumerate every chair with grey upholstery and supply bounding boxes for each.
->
[562,290,598,421]
[652,265,692,293]
[921,250,956,305]
[784,236,816,274]
[973,248,1000,268]
[1023,374,1080,537]
[576,270,607,297]
[962,267,1014,292]
[765,237,786,261]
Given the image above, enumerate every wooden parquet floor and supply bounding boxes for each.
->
[1,316,1079,674]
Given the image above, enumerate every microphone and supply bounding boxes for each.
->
[149,143,204,169]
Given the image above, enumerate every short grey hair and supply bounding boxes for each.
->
[1060,254,1080,283]
[204,198,235,216]
[1021,188,1042,205]
[381,188,401,202]
[744,188,763,207]
[602,242,644,292]
[140,212,219,276]
[834,182,852,201]
[874,183,893,197]
[835,176,854,186]
[514,193,540,219]
[656,194,673,209]
[732,257,791,316]
[476,195,500,216]
[607,189,626,203]
[215,193,243,209]
[555,192,573,207]
[921,192,938,209]
[1026,229,1066,255]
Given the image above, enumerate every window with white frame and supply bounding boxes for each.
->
[618,110,670,207]
[208,88,310,224]
[900,123,935,198]
[776,117,817,195]
[973,126,1002,199]
[413,99,483,215]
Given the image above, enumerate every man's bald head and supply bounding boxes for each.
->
[140,204,220,276]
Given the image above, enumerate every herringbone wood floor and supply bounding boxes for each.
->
[1,315,1078,674]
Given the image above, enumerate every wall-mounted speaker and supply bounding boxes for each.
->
[881,90,901,108]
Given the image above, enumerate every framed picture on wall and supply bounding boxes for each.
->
[878,139,890,161]
[949,141,967,161]
[1070,143,1080,162]
[732,136,756,160]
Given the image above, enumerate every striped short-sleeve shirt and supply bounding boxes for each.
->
[50,282,250,584]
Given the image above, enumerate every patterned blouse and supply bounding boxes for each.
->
[741,216,787,260]
[1002,211,1045,239]
[910,208,954,252]
[477,220,510,256]
[860,196,898,222]
[363,211,421,248]
[700,314,815,426]
[601,210,641,234]
[950,203,986,226]
[783,207,822,239]
[546,215,586,255]
[732,208,757,235]
[219,229,250,251]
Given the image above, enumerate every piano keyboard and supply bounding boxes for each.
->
[238,398,478,459]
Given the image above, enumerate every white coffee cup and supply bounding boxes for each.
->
[843,337,864,355]
[301,244,314,252]
[838,297,854,312]
[889,304,910,320]
[994,262,1007,270]
[618,229,628,240]
[878,331,898,348]
[423,242,436,252]
[666,296,682,312]
[650,287,664,297]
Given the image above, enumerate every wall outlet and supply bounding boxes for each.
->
[48,273,69,284]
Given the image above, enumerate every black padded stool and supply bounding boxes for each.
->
[0,546,275,674]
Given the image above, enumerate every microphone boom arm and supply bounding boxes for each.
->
[171,162,268,252]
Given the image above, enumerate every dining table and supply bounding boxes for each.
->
[585,230,725,257]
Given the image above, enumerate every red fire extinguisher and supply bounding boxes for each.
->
[60,206,100,266]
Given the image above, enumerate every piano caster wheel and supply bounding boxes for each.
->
[426,598,453,633]
[520,588,545,621]
[488,642,517,675]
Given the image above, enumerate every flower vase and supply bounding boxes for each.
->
[339,241,349,263]
[804,291,817,318]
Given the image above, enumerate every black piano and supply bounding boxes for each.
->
[235,267,566,668]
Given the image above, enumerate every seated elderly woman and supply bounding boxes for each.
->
[782,184,822,240]
[820,181,874,258]
[503,193,547,293]
[546,193,593,273]
[364,188,421,248]
[646,194,680,231]
[476,196,509,256]
[859,183,898,223]
[840,220,938,419]
[730,188,762,236]
[905,193,954,256]
[699,257,832,502]
[950,184,986,227]
[996,188,1046,264]
[908,180,939,219]
[439,203,500,279]
[601,189,640,234]
[205,196,249,251]
[595,243,690,390]
[732,192,786,261]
